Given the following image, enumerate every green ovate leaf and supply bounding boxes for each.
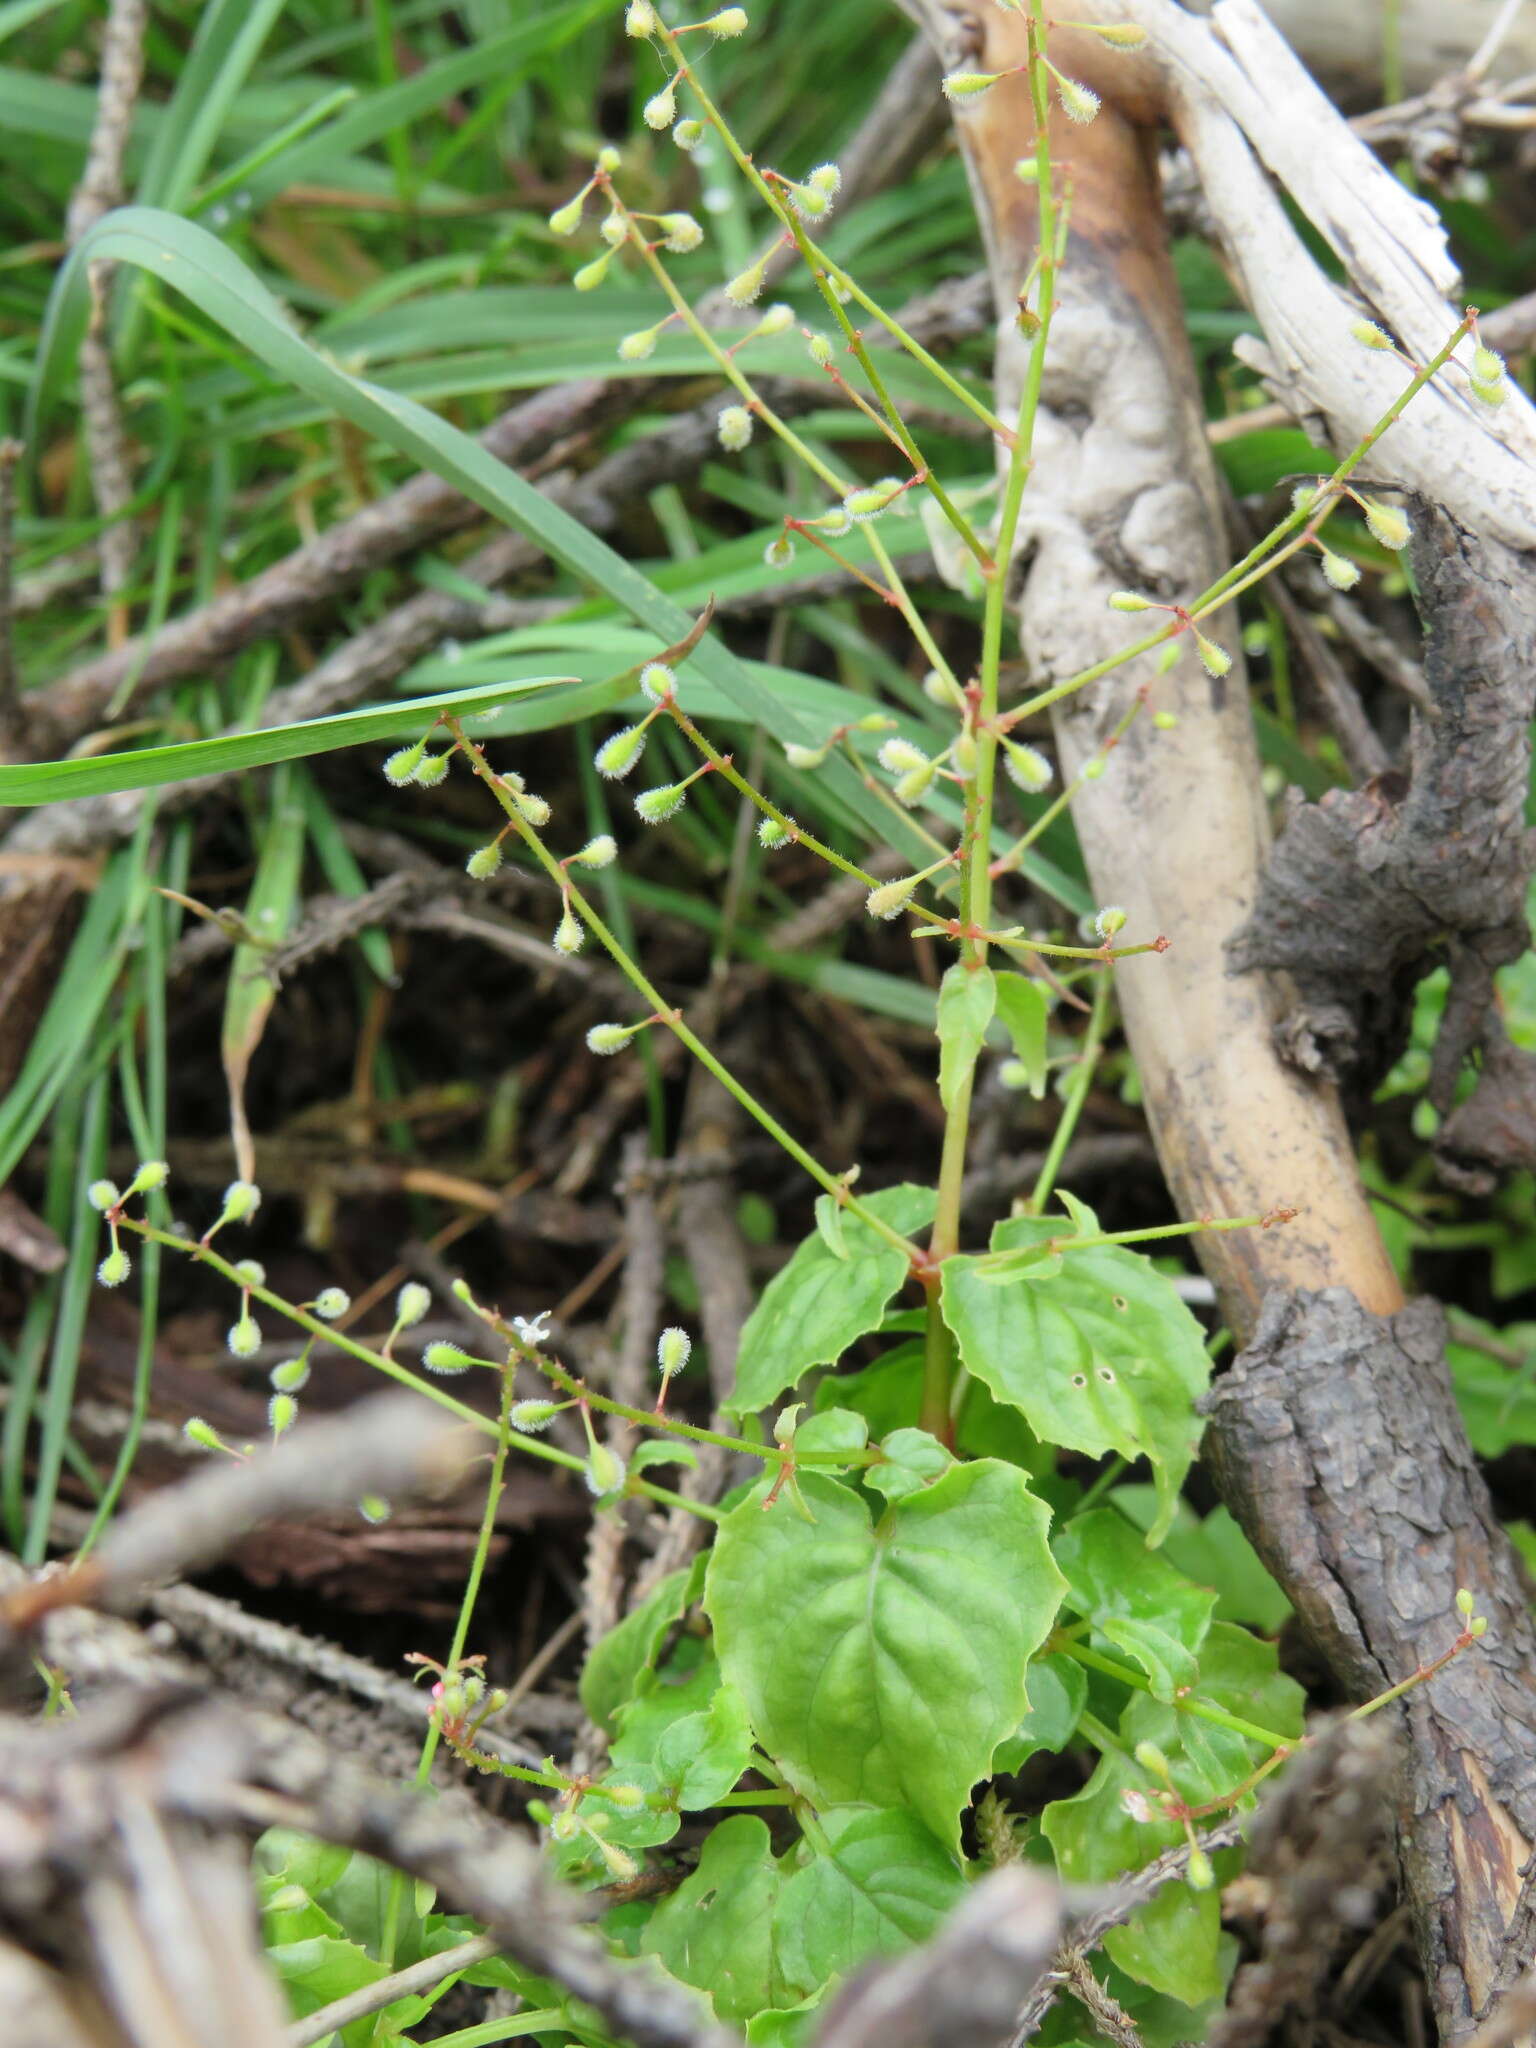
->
[1054,1509,1217,1702]
[1446,1319,1536,1457]
[1111,1486,1291,1633]
[937,962,996,1114]
[654,1681,754,1810]
[865,1426,954,1500]
[940,1197,1208,1542]
[640,1816,797,2024]
[1042,1624,1304,2002]
[579,1559,701,1732]
[772,1809,966,2000]
[728,1185,935,1417]
[993,971,1050,1096]
[705,1464,1065,1847]
[992,1651,1087,1774]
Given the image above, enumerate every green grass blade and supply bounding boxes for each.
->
[28,206,939,869]
[0,677,574,805]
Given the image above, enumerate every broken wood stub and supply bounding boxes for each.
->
[1229,503,1536,1183]
[1204,1289,1536,2035]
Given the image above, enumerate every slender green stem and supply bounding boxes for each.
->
[1027,968,1110,1213]
[447,722,920,1264]
[113,1216,721,1522]
[1064,1639,1295,1751]
[780,209,991,574]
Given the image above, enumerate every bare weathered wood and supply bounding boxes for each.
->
[1204,1292,1536,2033]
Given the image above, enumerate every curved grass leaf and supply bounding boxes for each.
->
[0,678,570,806]
[28,206,938,869]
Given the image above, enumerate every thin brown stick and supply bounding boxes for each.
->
[287,1932,501,2047]
[65,0,147,640]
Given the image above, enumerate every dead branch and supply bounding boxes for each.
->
[64,0,147,631]
[1204,1292,1536,2033]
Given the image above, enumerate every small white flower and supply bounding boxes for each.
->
[512,1310,553,1347]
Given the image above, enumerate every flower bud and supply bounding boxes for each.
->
[643,82,677,130]
[717,404,753,451]
[396,1282,432,1327]
[1349,317,1393,349]
[1134,1739,1171,1776]
[1456,1587,1476,1616]
[595,724,647,779]
[271,1356,310,1393]
[764,534,795,568]
[423,1341,478,1374]
[1319,548,1360,591]
[510,1399,562,1432]
[758,816,792,849]
[942,69,1003,98]
[89,1179,121,1213]
[228,1314,261,1358]
[573,249,616,292]
[586,1442,627,1497]
[854,713,896,733]
[1194,631,1232,678]
[553,909,584,955]
[97,1245,131,1287]
[383,739,427,785]
[703,6,747,33]
[635,782,688,824]
[358,1494,391,1524]
[1471,1615,1488,1637]
[313,1286,350,1320]
[1107,589,1149,612]
[600,210,628,248]
[753,302,794,337]
[268,1393,298,1437]
[1003,740,1052,792]
[952,730,978,779]
[843,476,903,522]
[1094,904,1127,940]
[221,1180,262,1224]
[724,255,767,306]
[877,736,929,776]
[894,761,938,806]
[1360,496,1410,551]
[512,788,552,827]
[618,324,663,363]
[673,117,705,151]
[1185,1846,1215,1891]
[233,1259,265,1287]
[587,1022,636,1056]
[1056,76,1100,123]
[548,193,585,237]
[657,1326,692,1377]
[1082,757,1106,780]
[184,1417,225,1453]
[806,331,834,367]
[1013,157,1040,184]
[570,834,617,868]
[923,667,963,707]
[125,1160,169,1197]
[1153,709,1178,729]
[625,0,657,31]
[551,1807,580,1840]
[658,212,703,253]
[596,145,621,173]
[773,1401,802,1448]
[784,740,829,769]
[866,874,919,920]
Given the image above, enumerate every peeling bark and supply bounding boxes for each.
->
[1204,1291,1536,2032]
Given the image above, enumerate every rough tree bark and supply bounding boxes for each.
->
[898,0,1536,2035]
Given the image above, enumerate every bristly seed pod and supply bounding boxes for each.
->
[466,840,504,881]
[595,724,647,779]
[635,782,688,825]
[942,69,1003,99]
[658,212,703,253]
[717,404,753,451]
[1319,548,1361,590]
[758,816,793,848]
[764,533,795,568]
[1360,496,1411,551]
[1056,75,1100,124]
[586,1022,636,1055]
[657,1326,692,1377]
[640,661,674,701]
[1194,631,1232,679]
[97,1245,131,1287]
[703,6,748,34]
[642,81,678,130]
[553,908,584,955]
[866,873,920,920]
[724,255,768,306]
[570,834,617,868]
